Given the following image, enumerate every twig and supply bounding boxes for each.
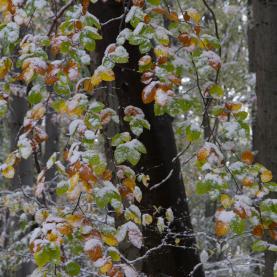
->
[47,0,75,36]
[72,192,82,214]
[101,14,125,27]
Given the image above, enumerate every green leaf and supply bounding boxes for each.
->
[127,149,141,166]
[129,118,150,136]
[235,111,248,121]
[252,240,268,252]
[111,132,131,147]
[139,40,152,54]
[147,0,161,5]
[114,145,128,164]
[210,84,224,99]
[230,218,246,235]
[107,247,121,262]
[83,26,102,40]
[95,181,121,208]
[186,126,201,142]
[84,13,101,29]
[34,249,50,268]
[56,181,69,196]
[65,262,81,276]
[196,181,213,195]
[28,91,42,105]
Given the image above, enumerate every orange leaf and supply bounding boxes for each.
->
[241,150,254,165]
[252,224,264,238]
[215,220,229,237]
[197,147,209,162]
[142,82,157,104]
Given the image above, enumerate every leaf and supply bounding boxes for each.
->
[157,217,165,233]
[196,181,212,195]
[134,186,142,202]
[215,220,229,237]
[185,126,201,142]
[99,259,113,274]
[46,153,57,169]
[111,132,131,147]
[34,246,60,267]
[1,165,15,179]
[241,150,254,165]
[0,0,8,12]
[127,222,143,249]
[101,233,118,247]
[210,84,224,99]
[18,136,32,159]
[142,214,153,226]
[56,181,69,196]
[107,247,121,262]
[125,204,141,224]
[187,8,201,24]
[28,91,42,105]
[100,69,115,82]
[0,57,12,79]
[230,218,245,235]
[34,248,50,268]
[220,194,233,209]
[65,262,81,276]
[252,240,268,252]
[95,181,121,208]
[261,169,273,183]
[165,208,174,223]
[147,0,161,5]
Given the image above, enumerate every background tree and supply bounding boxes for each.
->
[250,0,277,276]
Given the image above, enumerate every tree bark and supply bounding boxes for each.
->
[9,93,33,187]
[8,92,35,277]
[91,1,204,276]
[252,1,277,276]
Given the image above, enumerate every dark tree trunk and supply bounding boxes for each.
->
[251,1,277,276]
[9,93,33,187]
[91,1,204,276]
[44,111,59,181]
[8,93,35,277]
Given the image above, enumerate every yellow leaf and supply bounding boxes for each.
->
[0,0,8,12]
[99,259,113,274]
[142,214,153,226]
[154,45,168,58]
[66,214,83,227]
[0,57,12,79]
[101,233,118,246]
[261,169,272,183]
[99,69,115,82]
[2,165,15,179]
[139,55,152,67]
[187,8,201,24]
[90,72,102,87]
[30,104,46,120]
[123,177,136,191]
[220,194,232,209]
[68,173,79,192]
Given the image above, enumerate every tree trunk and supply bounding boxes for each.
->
[92,1,204,276]
[9,93,33,187]
[44,111,59,183]
[252,1,277,276]
[8,92,35,277]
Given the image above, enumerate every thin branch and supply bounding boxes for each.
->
[72,192,82,214]
[101,14,125,27]
[48,0,75,36]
